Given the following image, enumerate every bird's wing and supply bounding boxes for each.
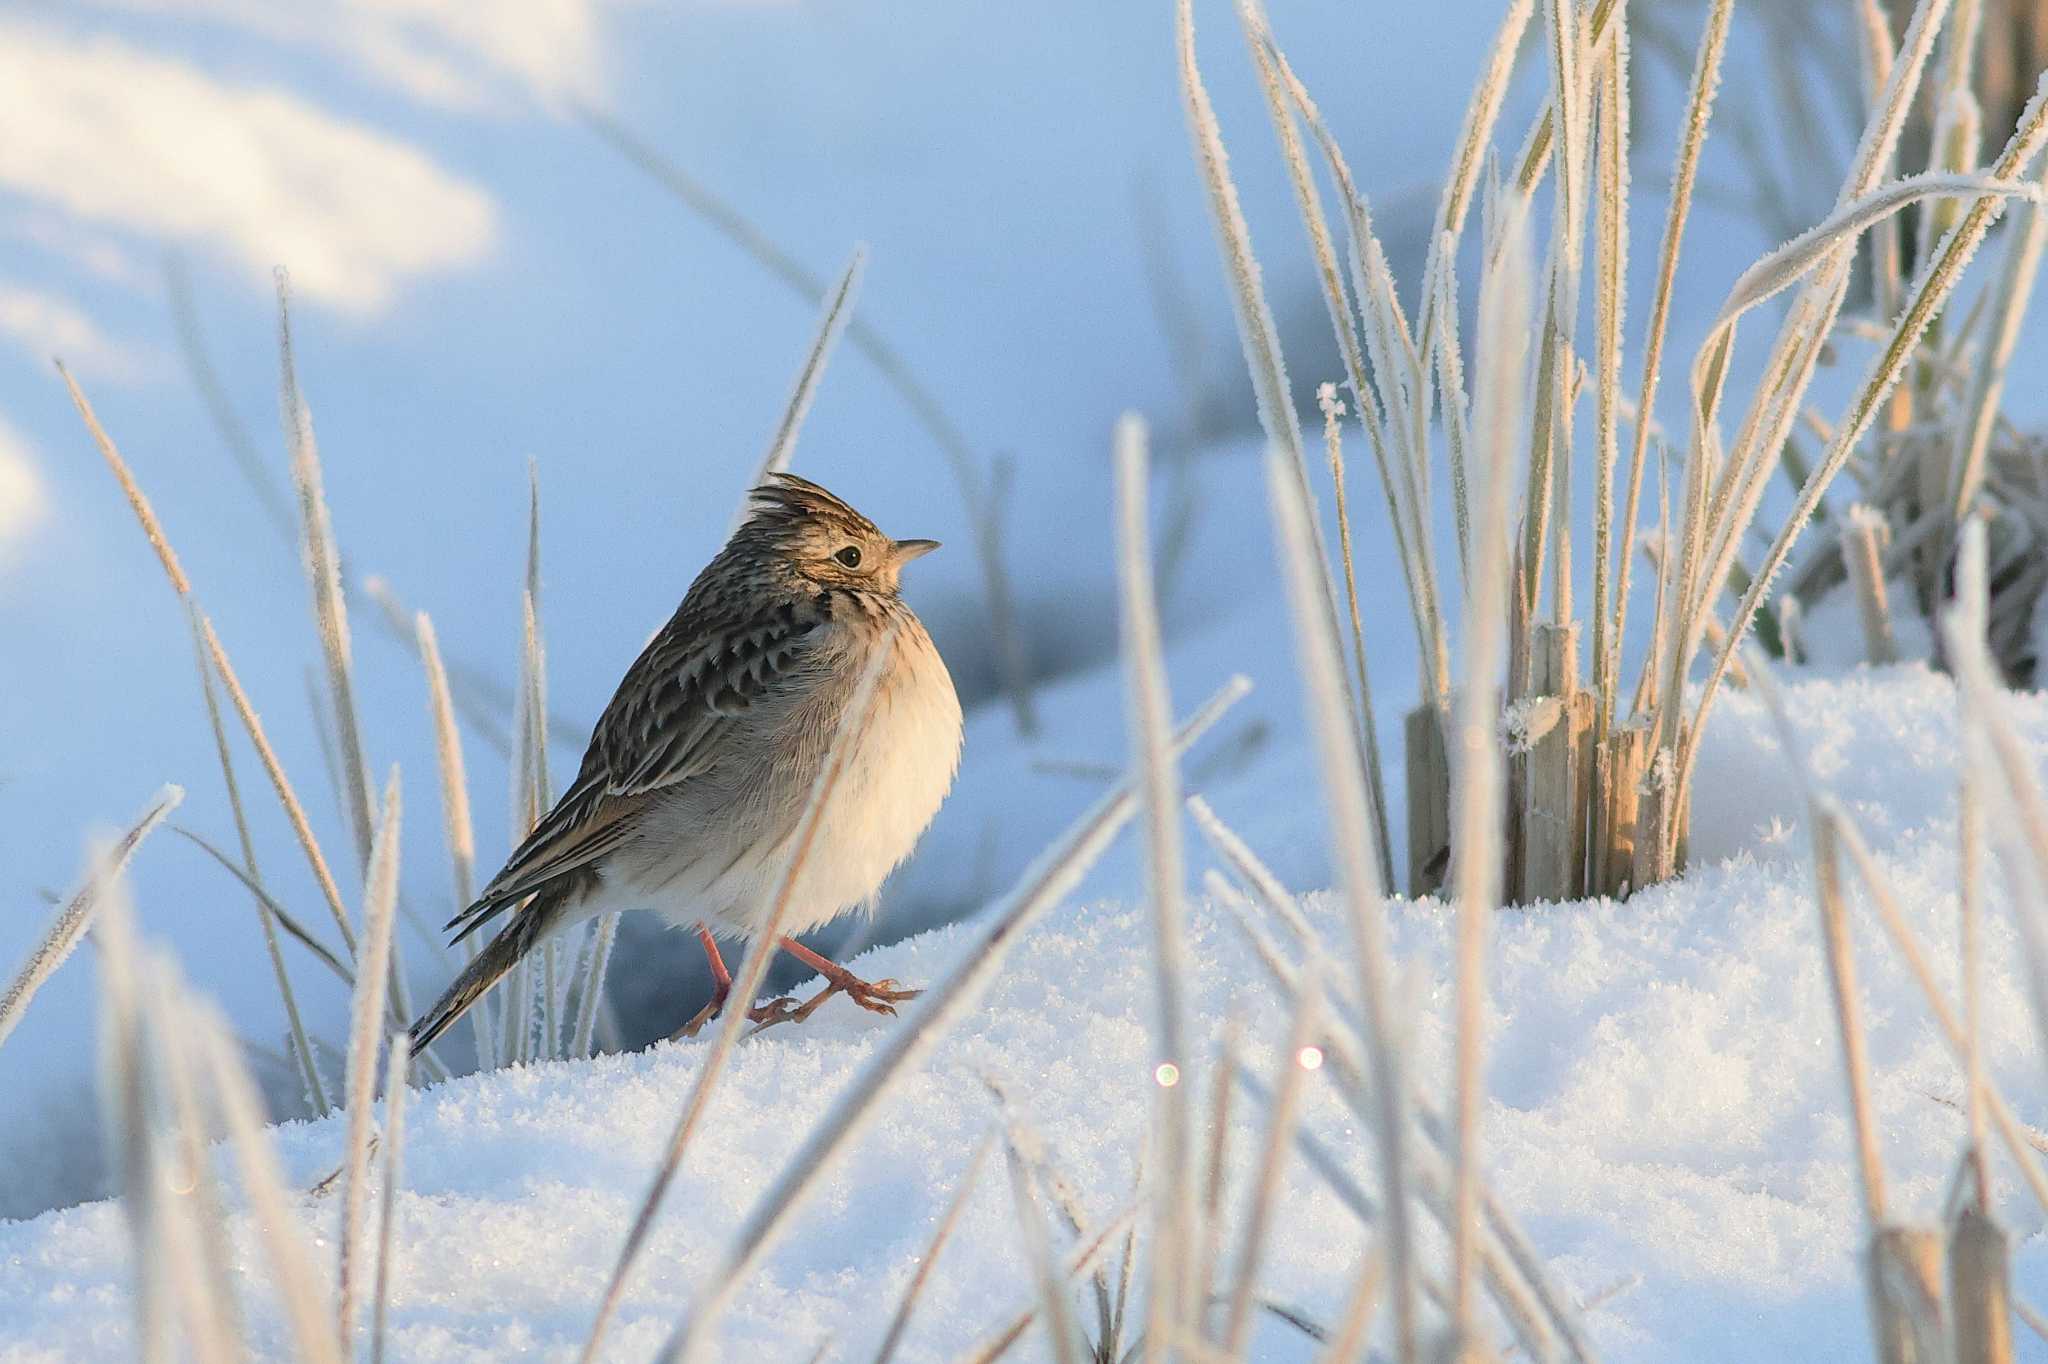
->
[596,593,826,796]
[449,590,827,937]
[451,771,633,939]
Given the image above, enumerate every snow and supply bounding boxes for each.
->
[4,654,2048,1361]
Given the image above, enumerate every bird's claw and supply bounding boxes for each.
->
[844,977,920,1015]
[670,993,798,1040]
[746,977,921,1035]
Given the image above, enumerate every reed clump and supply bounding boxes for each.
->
[1183,0,2048,903]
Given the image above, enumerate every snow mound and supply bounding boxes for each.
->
[4,668,2048,1362]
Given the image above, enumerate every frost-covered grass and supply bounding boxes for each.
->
[3,669,2046,1361]
[1181,0,2048,901]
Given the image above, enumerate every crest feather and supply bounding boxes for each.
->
[743,472,879,534]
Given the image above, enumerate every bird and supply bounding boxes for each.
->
[408,472,964,1058]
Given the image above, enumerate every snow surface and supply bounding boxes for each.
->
[5,663,2048,1362]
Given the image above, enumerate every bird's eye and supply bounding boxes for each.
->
[834,545,863,569]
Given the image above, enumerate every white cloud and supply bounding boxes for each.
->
[80,0,628,113]
[0,21,499,313]
[0,417,49,571]
[0,283,156,382]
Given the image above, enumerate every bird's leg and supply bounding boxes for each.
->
[749,936,921,1033]
[671,925,792,1039]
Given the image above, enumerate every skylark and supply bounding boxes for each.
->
[409,473,964,1056]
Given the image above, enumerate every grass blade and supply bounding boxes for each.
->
[188,597,328,1113]
[418,611,496,1067]
[1219,976,1320,1358]
[1002,1126,1080,1364]
[277,271,377,877]
[1114,413,1196,1357]
[338,768,403,1345]
[871,1134,994,1364]
[0,785,181,1054]
[1448,181,1532,1341]
[1608,0,1732,728]
[1265,451,1417,1358]
[951,1207,1142,1364]
[196,998,346,1364]
[737,246,866,522]
[1176,0,1396,890]
[372,1040,410,1364]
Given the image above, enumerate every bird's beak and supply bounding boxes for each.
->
[891,538,941,563]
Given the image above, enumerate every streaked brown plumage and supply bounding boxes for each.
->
[409,473,963,1057]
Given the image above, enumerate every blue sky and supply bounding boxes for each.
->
[0,0,1537,1212]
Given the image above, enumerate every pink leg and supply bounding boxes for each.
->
[698,925,733,999]
[670,925,789,1039]
[748,936,921,1032]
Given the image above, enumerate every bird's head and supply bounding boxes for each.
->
[737,472,940,595]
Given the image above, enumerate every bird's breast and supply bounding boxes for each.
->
[795,618,963,918]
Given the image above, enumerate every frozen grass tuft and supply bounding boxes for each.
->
[1183,0,2048,902]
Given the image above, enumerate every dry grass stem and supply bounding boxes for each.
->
[1219,977,1320,1358]
[338,769,404,1345]
[57,362,191,596]
[418,611,499,1065]
[277,273,378,878]
[200,608,360,952]
[185,596,327,1112]
[0,785,181,1054]
[1176,0,1393,885]
[371,1040,410,1364]
[1001,1128,1081,1364]
[738,246,866,525]
[1312,1239,1385,1364]
[1265,452,1417,1357]
[1610,0,1721,696]
[197,997,346,1364]
[951,1204,1141,1364]
[871,1135,995,1364]
[93,880,171,1364]
[1812,810,1890,1227]
[1448,175,1532,1340]
[1113,413,1197,1355]
[1589,14,1630,741]
[1195,1011,1244,1332]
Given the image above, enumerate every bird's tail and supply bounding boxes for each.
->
[408,887,566,1058]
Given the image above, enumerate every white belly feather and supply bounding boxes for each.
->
[591,619,963,940]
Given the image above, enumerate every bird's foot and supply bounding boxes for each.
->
[747,974,920,1035]
[670,990,798,1040]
